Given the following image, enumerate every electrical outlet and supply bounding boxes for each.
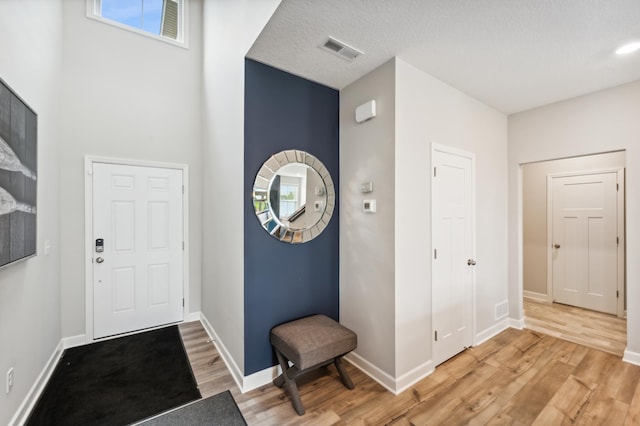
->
[6,367,13,394]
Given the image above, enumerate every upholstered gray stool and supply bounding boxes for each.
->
[270,315,357,415]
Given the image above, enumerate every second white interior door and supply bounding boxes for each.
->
[432,147,474,366]
[551,172,618,314]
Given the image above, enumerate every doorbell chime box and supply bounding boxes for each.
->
[355,100,376,123]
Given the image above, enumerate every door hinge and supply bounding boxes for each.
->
[617,290,619,298]
[617,236,619,245]
[182,241,185,250]
[435,331,438,341]
[433,167,437,177]
[183,298,185,307]
[617,183,619,191]
[434,249,437,259]
[182,185,185,194]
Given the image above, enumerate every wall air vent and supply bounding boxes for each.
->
[320,37,363,62]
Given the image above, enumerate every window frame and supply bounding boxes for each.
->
[86,0,189,48]
[279,179,302,220]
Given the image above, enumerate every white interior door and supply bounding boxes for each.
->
[551,172,618,314]
[92,163,184,339]
[432,147,474,366]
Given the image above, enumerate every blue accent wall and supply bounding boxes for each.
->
[244,59,339,375]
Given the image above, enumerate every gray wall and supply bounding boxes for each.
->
[59,0,204,338]
[395,58,508,374]
[340,57,509,390]
[0,1,63,424]
[522,151,626,297]
[201,0,281,381]
[340,58,397,377]
[508,80,640,358]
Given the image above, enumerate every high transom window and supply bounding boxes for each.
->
[88,0,186,46]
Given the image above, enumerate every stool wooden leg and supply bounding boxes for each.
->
[273,374,285,388]
[274,350,305,415]
[334,357,354,390]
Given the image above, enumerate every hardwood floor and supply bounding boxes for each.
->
[524,298,627,356]
[179,321,640,425]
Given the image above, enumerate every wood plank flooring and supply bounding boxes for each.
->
[179,320,640,425]
[524,298,627,356]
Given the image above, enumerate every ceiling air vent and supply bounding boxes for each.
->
[320,37,363,61]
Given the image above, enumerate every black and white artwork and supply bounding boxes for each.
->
[0,78,37,268]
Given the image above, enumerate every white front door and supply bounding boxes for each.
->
[432,147,475,366]
[92,163,184,339]
[551,172,618,314]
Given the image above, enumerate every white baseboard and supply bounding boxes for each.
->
[623,349,640,366]
[509,317,525,330]
[198,312,283,393]
[199,312,246,392]
[475,318,509,346]
[9,340,64,426]
[523,290,549,302]
[343,351,397,394]
[184,312,201,322]
[394,359,435,395]
[235,345,434,396]
[242,365,280,392]
[197,312,423,395]
[240,347,433,396]
[63,334,87,349]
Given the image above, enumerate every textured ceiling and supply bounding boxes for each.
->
[247,0,640,114]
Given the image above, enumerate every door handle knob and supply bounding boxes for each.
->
[96,257,104,263]
[467,259,476,266]
[554,244,561,249]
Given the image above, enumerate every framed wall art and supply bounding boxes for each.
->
[0,77,37,268]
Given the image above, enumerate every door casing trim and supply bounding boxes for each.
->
[84,155,190,342]
[546,167,625,317]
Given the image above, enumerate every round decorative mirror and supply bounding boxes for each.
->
[252,150,335,243]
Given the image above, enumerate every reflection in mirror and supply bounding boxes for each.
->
[253,150,335,244]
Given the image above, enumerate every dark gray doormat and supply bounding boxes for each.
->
[137,390,247,426]
[26,325,201,426]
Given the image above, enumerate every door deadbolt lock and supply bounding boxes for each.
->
[467,259,477,266]
[96,257,104,263]
[554,244,561,249]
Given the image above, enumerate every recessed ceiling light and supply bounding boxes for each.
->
[616,41,640,55]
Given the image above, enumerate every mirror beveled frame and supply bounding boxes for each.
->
[252,149,335,244]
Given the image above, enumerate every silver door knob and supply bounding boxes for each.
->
[554,244,561,249]
[96,257,104,263]
[467,259,476,266]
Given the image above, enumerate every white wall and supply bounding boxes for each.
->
[59,1,204,338]
[340,57,508,391]
[395,59,508,373]
[508,80,640,360]
[340,59,396,377]
[201,0,281,379]
[0,1,63,424]
[522,151,626,297]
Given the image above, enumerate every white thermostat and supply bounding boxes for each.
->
[363,199,376,213]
